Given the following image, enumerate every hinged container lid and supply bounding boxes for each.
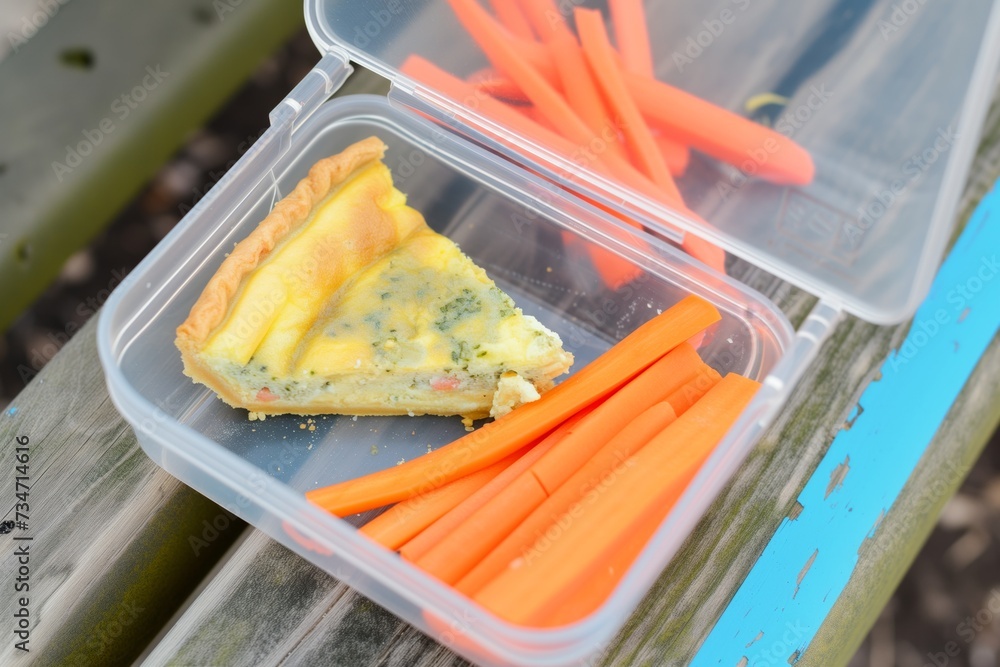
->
[302,0,1000,325]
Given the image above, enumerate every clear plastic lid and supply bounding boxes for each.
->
[305,0,1000,324]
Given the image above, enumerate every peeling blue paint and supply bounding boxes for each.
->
[693,183,1000,666]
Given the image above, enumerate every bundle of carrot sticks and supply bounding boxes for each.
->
[306,295,761,625]
[397,0,815,283]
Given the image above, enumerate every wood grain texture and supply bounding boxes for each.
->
[0,0,303,330]
[0,318,246,667]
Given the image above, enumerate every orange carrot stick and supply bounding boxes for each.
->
[529,342,704,494]
[681,233,727,274]
[399,407,595,562]
[406,57,718,277]
[514,0,564,39]
[360,448,523,550]
[405,56,661,287]
[655,132,691,177]
[415,471,549,584]
[664,365,722,416]
[415,344,703,584]
[473,373,761,624]
[401,56,689,215]
[488,0,535,40]
[467,67,531,103]
[541,485,669,626]
[521,104,561,134]
[446,0,608,162]
[610,0,655,78]
[575,8,681,202]
[446,0,691,211]
[515,0,627,160]
[306,295,721,516]
[484,64,816,187]
[548,31,628,160]
[559,230,644,290]
[403,57,598,176]
[456,401,677,595]
[624,70,816,185]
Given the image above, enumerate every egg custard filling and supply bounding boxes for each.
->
[175,137,573,419]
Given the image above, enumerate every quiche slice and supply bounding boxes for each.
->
[175,137,573,419]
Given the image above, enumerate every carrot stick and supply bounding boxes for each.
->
[521,105,561,134]
[681,234,727,274]
[610,0,655,78]
[655,132,691,177]
[305,295,721,516]
[434,55,815,186]
[401,56,689,215]
[489,0,535,40]
[560,230,644,289]
[445,0,691,211]
[665,365,722,416]
[405,57,718,277]
[415,344,703,584]
[541,485,668,626]
[467,67,531,103]
[548,31,628,161]
[624,70,816,186]
[402,57,599,178]
[529,342,704,493]
[399,407,595,562]
[456,401,677,595]
[404,56,661,287]
[473,373,761,624]
[359,448,522,550]
[575,8,681,202]
[282,520,333,557]
[513,0,563,39]
[415,472,549,584]
[515,0,627,160]
[445,0,608,163]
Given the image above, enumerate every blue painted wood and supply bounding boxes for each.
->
[693,182,1000,666]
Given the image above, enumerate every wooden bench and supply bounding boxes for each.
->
[0,0,302,331]
[1,67,999,666]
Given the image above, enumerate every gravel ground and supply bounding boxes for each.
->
[0,27,997,667]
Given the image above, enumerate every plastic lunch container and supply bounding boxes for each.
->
[96,1,1000,664]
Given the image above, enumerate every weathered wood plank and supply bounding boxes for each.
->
[802,333,1000,666]
[0,0,302,330]
[0,317,247,666]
